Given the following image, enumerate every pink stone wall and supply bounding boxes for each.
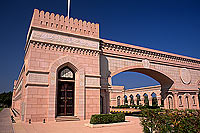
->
[85,89,100,119]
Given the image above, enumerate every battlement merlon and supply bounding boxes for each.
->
[25,9,100,51]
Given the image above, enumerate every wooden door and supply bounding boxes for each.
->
[57,82,74,116]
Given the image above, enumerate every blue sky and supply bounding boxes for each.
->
[0,0,200,92]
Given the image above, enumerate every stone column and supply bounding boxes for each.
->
[140,97,144,105]
[172,92,178,109]
[189,94,192,109]
[134,97,137,105]
[127,97,131,105]
[157,97,161,106]
[195,93,199,109]
[183,95,187,109]
[108,76,112,86]
[149,97,152,106]
[106,89,110,114]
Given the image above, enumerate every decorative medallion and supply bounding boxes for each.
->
[142,59,150,68]
[180,68,191,84]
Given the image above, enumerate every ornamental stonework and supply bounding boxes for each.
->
[180,68,191,84]
[31,30,99,50]
[142,59,150,68]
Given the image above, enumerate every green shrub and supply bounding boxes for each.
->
[90,113,125,124]
[140,109,200,132]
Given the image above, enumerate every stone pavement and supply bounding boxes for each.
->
[0,108,14,133]
[13,116,143,133]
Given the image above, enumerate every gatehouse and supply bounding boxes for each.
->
[12,9,200,122]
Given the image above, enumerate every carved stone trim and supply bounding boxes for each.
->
[142,59,150,68]
[30,40,100,56]
[31,30,99,50]
[101,42,200,66]
[25,82,49,87]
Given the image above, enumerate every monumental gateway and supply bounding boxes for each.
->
[12,9,200,122]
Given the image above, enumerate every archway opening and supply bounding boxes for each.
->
[111,67,174,108]
[130,94,134,105]
[186,96,189,109]
[57,66,75,116]
[143,93,149,106]
[136,94,141,105]
[117,96,121,106]
[168,96,173,109]
[124,95,128,105]
[151,92,158,106]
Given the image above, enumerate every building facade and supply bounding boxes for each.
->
[12,9,200,123]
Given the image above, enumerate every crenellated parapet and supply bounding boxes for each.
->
[30,9,99,38]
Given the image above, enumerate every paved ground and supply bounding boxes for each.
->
[13,116,143,133]
[0,108,14,133]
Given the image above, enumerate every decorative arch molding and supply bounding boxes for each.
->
[49,56,83,73]
[184,93,191,109]
[47,56,85,121]
[111,65,174,81]
[166,94,174,109]
[110,65,174,90]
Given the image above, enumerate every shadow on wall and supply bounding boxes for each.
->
[100,55,111,87]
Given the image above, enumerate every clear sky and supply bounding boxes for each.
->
[0,0,200,92]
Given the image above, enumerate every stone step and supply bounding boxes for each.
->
[56,116,80,122]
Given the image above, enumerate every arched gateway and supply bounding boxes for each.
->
[12,9,200,123]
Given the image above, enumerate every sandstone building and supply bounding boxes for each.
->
[12,9,200,122]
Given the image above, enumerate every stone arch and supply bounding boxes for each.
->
[47,56,85,121]
[151,92,158,106]
[129,94,134,105]
[124,95,128,105]
[110,65,174,108]
[143,93,149,106]
[192,96,196,105]
[184,93,190,109]
[111,66,174,90]
[136,94,141,105]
